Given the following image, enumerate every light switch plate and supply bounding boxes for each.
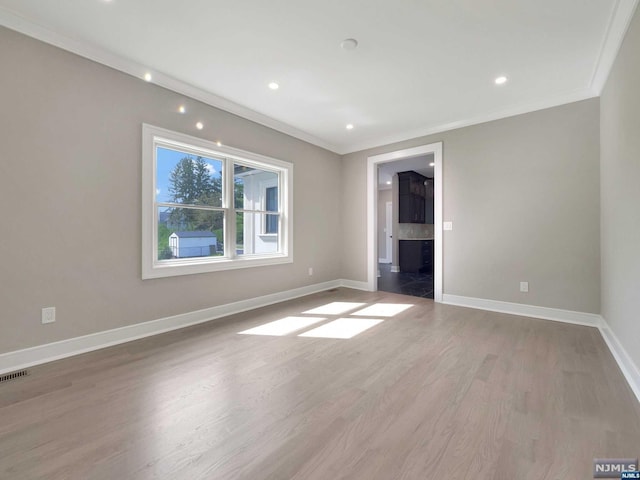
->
[520,282,529,293]
[443,221,453,231]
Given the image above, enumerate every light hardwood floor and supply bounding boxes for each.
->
[1,288,639,479]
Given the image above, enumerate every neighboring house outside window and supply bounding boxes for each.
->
[142,124,293,279]
[265,186,278,234]
[234,166,280,255]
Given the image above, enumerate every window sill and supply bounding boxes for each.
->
[142,253,292,279]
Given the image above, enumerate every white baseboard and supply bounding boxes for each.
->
[390,265,400,273]
[441,294,601,326]
[598,318,640,403]
[0,279,357,375]
[442,293,640,404]
[5,284,636,405]
[378,257,390,264]
[340,279,371,291]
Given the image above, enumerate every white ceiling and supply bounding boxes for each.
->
[0,0,637,154]
[378,155,434,189]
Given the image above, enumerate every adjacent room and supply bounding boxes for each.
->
[1,1,640,478]
[377,155,436,299]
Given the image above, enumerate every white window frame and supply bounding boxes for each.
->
[142,124,293,279]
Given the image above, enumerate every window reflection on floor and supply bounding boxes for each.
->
[302,302,366,315]
[351,303,413,317]
[298,318,383,339]
[238,316,326,336]
[238,302,414,339]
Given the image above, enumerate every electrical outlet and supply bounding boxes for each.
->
[443,221,453,231]
[42,307,56,324]
[308,267,313,276]
[520,282,529,293]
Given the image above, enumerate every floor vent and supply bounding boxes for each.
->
[0,369,29,384]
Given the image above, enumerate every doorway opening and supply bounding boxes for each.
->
[366,143,443,302]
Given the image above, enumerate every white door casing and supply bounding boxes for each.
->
[366,142,443,302]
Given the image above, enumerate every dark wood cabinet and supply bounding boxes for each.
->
[399,240,434,274]
[422,239,433,273]
[424,178,434,224]
[398,171,433,224]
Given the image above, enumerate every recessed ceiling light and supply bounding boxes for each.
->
[495,76,508,85]
[386,181,391,185]
[268,82,279,90]
[216,141,222,147]
[196,122,204,130]
[429,162,435,167]
[178,105,186,114]
[341,38,358,51]
[346,124,354,130]
[143,72,152,82]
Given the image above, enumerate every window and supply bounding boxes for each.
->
[142,124,293,279]
[265,186,278,234]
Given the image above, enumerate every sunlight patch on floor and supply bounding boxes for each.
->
[351,303,414,317]
[302,302,367,316]
[238,316,327,336]
[298,318,383,339]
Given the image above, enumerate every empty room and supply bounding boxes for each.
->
[1,1,639,479]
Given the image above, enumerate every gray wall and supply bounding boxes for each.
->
[0,22,612,358]
[342,99,601,313]
[0,27,342,354]
[600,5,640,369]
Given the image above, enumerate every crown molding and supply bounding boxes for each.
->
[341,87,598,154]
[590,0,640,94]
[2,2,637,156]
[0,7,340,154]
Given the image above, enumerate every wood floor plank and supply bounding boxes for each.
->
[1,288,639,479]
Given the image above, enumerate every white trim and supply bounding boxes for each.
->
[390,266,400,273]
[432,143,443,303]
[0,7,339,154]
[340,279,371,291]
[441,294,601,326]
[3,284,638,405]
[2,6,632,155]
[441,293,640,404]
[141,124,293,279]
[367,143,443,302]
[590,0,640,93]
[0,279,370,375]
[344,88,597,154]
[378,258,390,264]
[598,317,640,403]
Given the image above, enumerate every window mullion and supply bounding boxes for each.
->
[224,158,236,259]
[278,170,284,252]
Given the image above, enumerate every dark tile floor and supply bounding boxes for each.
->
[377,263,434,299]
